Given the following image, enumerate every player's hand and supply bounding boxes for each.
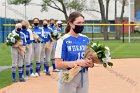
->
[13,44,19,48]
[85,58,94,68]
[76,59,90,67]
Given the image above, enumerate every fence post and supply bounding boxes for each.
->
[92,25,94,41]
[122,24,125,43]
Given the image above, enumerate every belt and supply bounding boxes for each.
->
[33,42,41,43]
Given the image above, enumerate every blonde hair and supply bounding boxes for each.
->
[21,20,32,29]
[15,23,22,28]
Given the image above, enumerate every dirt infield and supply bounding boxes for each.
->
[0,58,140,93]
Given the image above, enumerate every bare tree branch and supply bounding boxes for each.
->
[85,9,101,13]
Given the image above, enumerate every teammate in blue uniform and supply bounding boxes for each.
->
[31,18,44,77]
[21,20,33,78]
[40,19,53,75]
[56,20,63,33]
[48,18,57,31]
[55,12,94,93]
[48,19,60,72]
[11,23,27,82]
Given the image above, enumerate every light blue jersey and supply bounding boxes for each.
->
[55,34,89,61]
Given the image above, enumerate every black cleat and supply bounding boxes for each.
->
[46,71,51,76]
[19,78,26,82]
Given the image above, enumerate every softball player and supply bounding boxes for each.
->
[11,23,27,82]
[31,18,43,77]
[21,20,33,78]
[55,12,93,93]
[48,18,57,31]
[48,19,60,72]
[40,19,53,75]
[56,20,63,32]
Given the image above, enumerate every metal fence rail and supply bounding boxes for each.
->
[1,23,140,43]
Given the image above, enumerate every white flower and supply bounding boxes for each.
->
[11,37,16,43]
[102,57,111,63]
[58,33,61,38]
[13,33,18,37]
[8,33,12,39]
[91,43,97,47]
[105,46,110,51]
[105,46,110,57]
[6,39,9,43]
[53,30,58,36]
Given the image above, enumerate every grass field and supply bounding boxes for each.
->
[0,39,140,89]
[0,44,11,66]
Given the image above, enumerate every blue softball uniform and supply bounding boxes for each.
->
[12,30,27,46]
[32,27,44,43]
[55,34,89,61]
[42,27,53,42]
[48,25,57,31]
[21,28,33,44]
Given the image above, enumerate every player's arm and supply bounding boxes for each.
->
[55,58,91,69]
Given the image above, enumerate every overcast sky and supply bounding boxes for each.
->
[0,0,130,20]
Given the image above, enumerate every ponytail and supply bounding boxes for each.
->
[65,22,71,33]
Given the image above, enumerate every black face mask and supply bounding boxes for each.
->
[50,23,54,26]
[34,23,39,27]
[58,24,62,28]
[22,26,26,29]
[43,24,48,28]
[17,28,21,31]
[73,25,84,34]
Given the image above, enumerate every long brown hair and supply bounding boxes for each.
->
[65,12,84,33]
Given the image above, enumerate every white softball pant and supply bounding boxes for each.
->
[58,70,89,93]
[11,47,24,67]
[31,43,41,62]
[24,44,32,65]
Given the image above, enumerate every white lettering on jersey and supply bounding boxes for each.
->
[67,45,86,52]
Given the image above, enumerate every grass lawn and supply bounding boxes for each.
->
[0,39,140,89]
[0,44,11,66]
[0,68,12,89]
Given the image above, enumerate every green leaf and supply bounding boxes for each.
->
[92,46,98,52]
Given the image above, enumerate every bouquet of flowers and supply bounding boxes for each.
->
[6,32,20,46]
[6,32,25,58]
[51,30,61,40]
[62,42,113,82]
[87,42,113,67]
[33,32,41,42]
